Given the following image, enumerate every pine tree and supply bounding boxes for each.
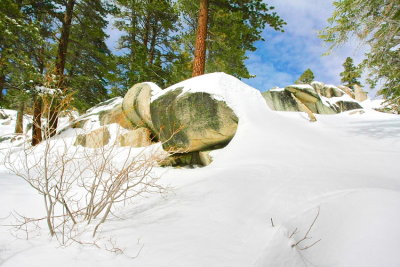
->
[295,69,315,84]
[340,57,361,88]
[114,0,179,90]
[174,0,286,82]
[66,0,116,111]
[0,0,44,133]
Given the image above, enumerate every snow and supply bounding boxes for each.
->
[34,86,62,96]
[269,87,285,92]
[1,73,400,266]
[286,84,314,90]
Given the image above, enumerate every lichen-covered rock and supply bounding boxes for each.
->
[0,110,9,120]
[159,150,213,167]
[263,82,363,115]
[151,88,238,153]
[285,85,338,114]
[286,85,319,103]
[262,90,301,112]
[353,84,368,102]
[122,82,161,134]
[338,85,355,99]
[70,119,88,129]
[320,85,344,98]
[118,127,153,147]
[335,100,363,112]
[99,104,135,130]
[311,81,324,95]
[74,127,110,148]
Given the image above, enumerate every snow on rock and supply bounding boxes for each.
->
[152,72,267,122]
[1,73,400,266]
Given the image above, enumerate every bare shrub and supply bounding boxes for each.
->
[3,125,168,250]
[289,207,321,250]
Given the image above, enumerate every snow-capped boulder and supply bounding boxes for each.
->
[150,87,238,153]
[122,82,161,134]
[320,84,345,98]
[263,81,364,115]
[263,89,301,112]
[286,84,319,102]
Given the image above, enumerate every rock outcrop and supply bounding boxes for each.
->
[353,84,368,102]
[150,88,238,153]
[71,74,369,167]
[122,82,161,134]
[99,104,135,130]
[118,127,153,147]
[74,126,110,148]
[263,81,365,120]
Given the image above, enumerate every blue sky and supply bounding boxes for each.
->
[106,1,369,93]
[243,0,367,92]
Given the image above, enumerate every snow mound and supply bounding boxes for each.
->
[1,73,400,266]
[152,72,267,121]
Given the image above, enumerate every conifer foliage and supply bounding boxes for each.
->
[295,69,315,84]
[340,57,361,87]
[321,0,400,113]
[0,0,286,144]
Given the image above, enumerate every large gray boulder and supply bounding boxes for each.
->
[284,85,337,114]
[150,87,238,153]
[286,85,319,103]
[122,82,161,134]
[262,90,301,112]
[263,82,363,115]
[320,85,345,98]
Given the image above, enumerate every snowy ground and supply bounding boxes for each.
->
[0,73,400,266]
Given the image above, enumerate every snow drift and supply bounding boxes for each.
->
[1,73,400,266]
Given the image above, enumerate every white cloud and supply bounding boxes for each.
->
[245,0,375,96]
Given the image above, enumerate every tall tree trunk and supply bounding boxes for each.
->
[143,15,150,51]
[0,74,5,105]
[192,0,209,77]
[48,0,75,138]
[31,48,45,145]
[32,96,43,146]
[15,102,24,134]
[149,24,158,65]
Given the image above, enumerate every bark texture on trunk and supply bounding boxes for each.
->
[0,74,5,105]
[48,0,75,137]
[15,102,24,134]
[192,0,209,77]
[149,25,158,65]
[55,0,75,80]
[32,97,43,146]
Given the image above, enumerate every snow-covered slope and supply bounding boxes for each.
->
[1,73,400,267]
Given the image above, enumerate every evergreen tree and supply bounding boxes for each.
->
[66,0,116,111]
[0,0,45,133]
[295,69,315,84]
[114,0,179,91]
[174,0,286,83]
[340,57,361,87]
[320,0,400,113]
